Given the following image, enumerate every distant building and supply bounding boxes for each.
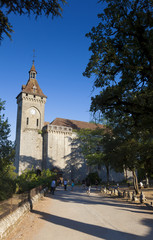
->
[15,63,130,182]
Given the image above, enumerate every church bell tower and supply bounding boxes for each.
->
[15,62,47,174]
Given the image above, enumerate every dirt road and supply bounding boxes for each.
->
[7,187,153,240]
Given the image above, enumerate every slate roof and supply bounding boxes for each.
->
[50,118,104,130]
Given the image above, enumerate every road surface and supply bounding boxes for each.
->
[7,186,153,240]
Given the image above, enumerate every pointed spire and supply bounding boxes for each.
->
[29,60,37,79]
[21,61,47,98]
[30,60,37,73]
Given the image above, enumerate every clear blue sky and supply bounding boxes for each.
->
[0,0,105,141]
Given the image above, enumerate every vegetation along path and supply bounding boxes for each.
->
[7,186,153,240]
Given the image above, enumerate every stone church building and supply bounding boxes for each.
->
[15,63,127,182]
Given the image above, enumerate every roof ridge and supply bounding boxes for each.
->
[50,118,104,130]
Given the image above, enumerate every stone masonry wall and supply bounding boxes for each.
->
[15,92,46,174]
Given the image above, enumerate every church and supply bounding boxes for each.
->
[15,62,127,182]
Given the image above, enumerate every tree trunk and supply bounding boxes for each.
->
[106,165,110,186]
[145,173,149,188]
[132,170,139,194]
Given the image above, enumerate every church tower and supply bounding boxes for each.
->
[15,62,47,174]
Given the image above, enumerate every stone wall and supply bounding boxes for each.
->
[43,125,72,171]
[0,188,47,240]
[15,93,46,174]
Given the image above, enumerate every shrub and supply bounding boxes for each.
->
[16,168,57,193]
[86,172,101,185]
[0,164,16,201]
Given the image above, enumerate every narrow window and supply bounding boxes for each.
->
[26,93,28,96]
[37,119,39,127]
[34,95,36,98]
[27,117,29,125]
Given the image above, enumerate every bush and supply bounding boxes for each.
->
[86,172,101,185]
[0,167,57,200]
[0,164,16,201]
[16,168,57,193]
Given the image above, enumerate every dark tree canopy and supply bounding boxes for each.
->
[84,0,153,129]
[0,0,66,41]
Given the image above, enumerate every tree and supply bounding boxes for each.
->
[0,0,66,41]
[110,126,140,194]
[0,98,14,171]
[83,0,153,192]
[77,127,112,184]
[84,0,153,130]
[0,98,16,200]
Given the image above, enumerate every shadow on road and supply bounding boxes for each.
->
[30,187,153,239]
[31,208,153,240]
[47,187,153,215]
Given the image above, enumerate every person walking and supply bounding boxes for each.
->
[64,179,67,191]
[51,179,56,195]
[86,178,91,195]
[71,180,74,191]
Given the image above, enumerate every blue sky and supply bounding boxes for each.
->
[0,0,104,141]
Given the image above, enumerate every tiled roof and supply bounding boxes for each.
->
[22,78,47,98]
[50,118,104,130]
[18,63,47,98]
[30,63,37,72]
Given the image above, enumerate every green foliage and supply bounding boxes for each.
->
[0,99,16,200]
[86,172,101,185]
[84,0,153,129]
[0,99,15,172]
[0,0,67,41]
[77,127,105,164]
[16,168,56,193]
[84,0,153,191]
[0,164,17,201]
[77,127,112,183]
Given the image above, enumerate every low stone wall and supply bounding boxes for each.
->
[0,188,47,240]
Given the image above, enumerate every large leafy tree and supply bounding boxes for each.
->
[83,0,153,191]
[84,0,153,130]
[0,0,66,41]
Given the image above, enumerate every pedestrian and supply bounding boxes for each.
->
[139,181,143,189]
[51,179,56,195]
[71,180,74,191]
[86,178,91,195]
[64,179,67,191]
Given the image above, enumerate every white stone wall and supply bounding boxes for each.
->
[43,125,72,171]
[43,126,87,181]
[15,92,46,174]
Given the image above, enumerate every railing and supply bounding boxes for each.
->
[0,186,43,220]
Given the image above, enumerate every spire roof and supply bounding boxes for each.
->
[17,63,47,98]
[21,79,47,98]
[30,61,37,73]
